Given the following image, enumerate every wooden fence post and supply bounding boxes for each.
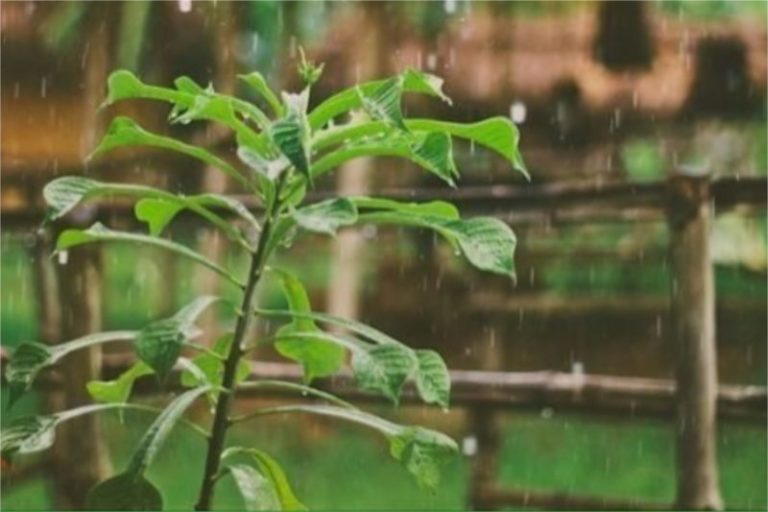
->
[49,227,112,509]
[467,407,501,510]
[668,171,723,510]
[42,5,113,508]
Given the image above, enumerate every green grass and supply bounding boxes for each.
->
[3,409,764,510]
[496,414,767,510]
[1,231,765,510]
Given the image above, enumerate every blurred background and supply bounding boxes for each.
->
[1,1,766,510]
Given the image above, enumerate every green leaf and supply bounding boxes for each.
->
[351,344,418,404]
[134,193,258,245]
[401,68,452,105]
[223,447,306,511]
[313,117,526,179]
[172,94,238,126]
[1,415,58,459]
[126,386,210,477]
[180,333,250,391]
[134,198,185,236]
[271,96,311,183]
[407,117,527,179]
[6,332,137,408]
[254,309,402,348]
[389,426,458,490]
[258,310,452,407]
[356,205,517,279]
[227,464,282,511]
[91,116,248,188]
[273,331,350,385]
[411,131,458,184]
[135,320,189,381]
[104,70,270,139]
[87,361,154,406]
[351,197,459,218]
[104,70,152,105]
[86,473,163,511]
[240,72,285,117]
[43,175,100,221]
[358,76,408,132]
[270,268,345,382]
[293,198,357,236]
[56,223,245,288]
[135,296,219,380]
[2,403,209,468]
[310,131,457,185]
[438,217,517,279]
[414,350,450,410]
[44,176,164,222]
[43,177,259,242]
[308,69,451,130]
[4,343,53,407]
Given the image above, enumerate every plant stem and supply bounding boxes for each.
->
[194,183,285,510]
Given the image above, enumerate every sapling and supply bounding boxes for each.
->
[2,53,526,510]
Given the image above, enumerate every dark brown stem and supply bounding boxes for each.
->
[194,181,285,510]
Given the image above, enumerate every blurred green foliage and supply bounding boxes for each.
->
[2,405,764,510]
[657,0,768,20]
[621,139,665,183]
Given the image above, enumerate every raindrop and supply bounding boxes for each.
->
[178,0,192,13]
[571,361,584,375]
[444,0,457,15]
[462,436,478,456]
[655,315,663,337]
[40,77,47,99]
[57,250,69,266]
[540,407,554,419]
[426,53,438,71]
[510,101,527,124]
[361,224,377,240]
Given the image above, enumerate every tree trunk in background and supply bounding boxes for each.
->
[668,172,723,510]
[326,3,385,324]
[195,2,236,341]
[43,8,113,509]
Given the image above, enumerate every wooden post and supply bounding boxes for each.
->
[468,407,501,511]
[43,5,112,508]
[325,3,384,323]
[194,2,237,341]
[668,171,723,510]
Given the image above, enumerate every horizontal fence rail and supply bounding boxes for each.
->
[4,354,762,423]
[2,169,765,227]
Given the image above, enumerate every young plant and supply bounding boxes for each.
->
[2,56,526,510]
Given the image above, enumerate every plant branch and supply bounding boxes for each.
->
[236,380,357,410]
[193,174,288,511]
